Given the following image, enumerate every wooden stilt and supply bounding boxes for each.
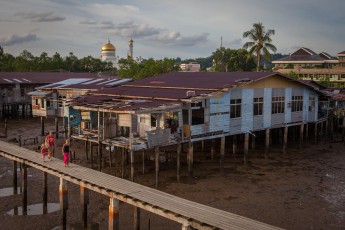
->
[80,186,89,228]
[305,123,309,143]
[299,124,304,148]
[55,117,59,139]
[108,198,120,230]
[121,148,125,179]
[283,126,288,154]
[177,143,181,183]
[211,139,215,159]
[314,122,318,143]
[251,133,256,149]
[244,133,249,165]
[41,116,45,136]
[265,128,270,158]
[18,135,22,147]
[4,118,7,138]
[130,149,134,181]
[90,143,94,169]
[232,135,237,156]
[134,206,140,230]
[109,144,112,167]
[43,172,48,214]
[13,161,17,195]
[85,140,89,161]
[155,146,159,188]
[188,141,193,178]
[201,140,204,154]
[142,150,145,174]
[22,163,27,215]
[59,177,68,230]
[220,137,225,171]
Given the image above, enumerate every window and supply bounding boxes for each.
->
[291,96,303,112]
[230,99,241,118]
[41,98,45,108]
[253,97,263,116]
[192,108,204,125]
[272,97,285,114]
[309,96,315,111]
[46,100,51,108]
[20,88,25,97]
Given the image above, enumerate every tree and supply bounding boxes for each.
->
[242,22,277,72]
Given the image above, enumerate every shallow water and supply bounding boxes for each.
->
[6,203,60,216]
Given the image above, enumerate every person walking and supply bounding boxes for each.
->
[62,139,71,167]
[45,131,55,160]
[41,143,48,162]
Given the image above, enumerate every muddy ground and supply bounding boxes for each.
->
[0,118,345,230]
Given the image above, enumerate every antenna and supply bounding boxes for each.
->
[220,36,223,48]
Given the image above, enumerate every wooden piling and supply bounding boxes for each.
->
[80,186,89,228]
[90,142,94,169]
[13,161,17,195]
[4,118,7,138]
[22,163,28,215]
[43,172,48,214]
[188,141,193,178]
[18,135,22,147]
[134,206,140,230]
[108,198,120,230]
[220,137,225,171]
[177,143,181,183]
[251,133,256,149]
[55,117,59,139]
[59,177,68,230]
[41,116,45,136]
[211,139,215,159]
[299,124,304,148]
[265,128,270,158]
[121,148,125,179]
[109,144,112,167]
[305,123,309,142]
[232,135,237,156]
[314,122,318,143]
[244,133,249,165]
[130,149,134,181]
[155,146,159,188]
[283,126,288,154]
[142,150,145,174]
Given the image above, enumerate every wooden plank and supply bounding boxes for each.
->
[0,140,282,230]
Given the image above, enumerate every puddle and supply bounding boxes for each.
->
[7,203,60,215]
[0,187,21,197]
[51,223,99,230]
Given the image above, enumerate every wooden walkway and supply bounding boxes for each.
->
[0,140,282,230]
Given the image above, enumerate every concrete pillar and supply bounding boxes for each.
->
[265,128,270,158]
[134,206,140,230]
[80,186,89,228]
[59,177,68,230]
[244,133,249,164]
[283,126,288,154]
[220,137,225,171]
[155,147,159,188]
[108,198,120,230]
[13,161,17,195]
[22,163,27,215]
[43,172,48,214]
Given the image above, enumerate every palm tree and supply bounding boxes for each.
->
[242,23,277,72]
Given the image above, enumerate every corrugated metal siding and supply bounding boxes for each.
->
[291,111,303,122]
[253,116,264,130]
[253,88,264,98]
[303,89,309,121]
[315,95,319,121]
[241,89,253,132]
[263,88,272,128]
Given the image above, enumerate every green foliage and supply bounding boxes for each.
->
[117,57,179,80]
[242,22,277,72]
[286,71,299,79]
[210,47,256,72]
[0,46,115,73]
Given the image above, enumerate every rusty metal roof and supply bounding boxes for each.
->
[0,72,100,85]
[123,72,278,90]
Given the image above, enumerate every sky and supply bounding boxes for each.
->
[0,0,344,60]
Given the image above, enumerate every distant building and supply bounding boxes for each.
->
[100,39,117,68]
[179,63,200,72]
[272,47,345,87]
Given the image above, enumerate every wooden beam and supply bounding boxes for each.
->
[22,163,28,215]
[80,186,89,228]
[59,177,68,230]
[134,206,140,230]
[109,198,120,230]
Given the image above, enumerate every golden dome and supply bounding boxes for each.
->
[129,38,133,43]
[102,39,116,51]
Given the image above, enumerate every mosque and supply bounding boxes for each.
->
[100,38,134,68]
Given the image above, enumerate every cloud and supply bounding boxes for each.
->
[79,20,97,25]
[15,11,65,22]
[228,38,242,49]
[151,32,209,46]
[0,33,39,46]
